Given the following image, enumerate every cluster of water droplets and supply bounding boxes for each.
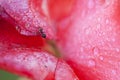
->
[95,0,112,8]
[87,46,106,67]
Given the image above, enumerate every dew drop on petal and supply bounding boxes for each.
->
[111,38,115,42]
[25,23,30,29]
[99,56,104,60]
[85,29,90,35]
[116,48,120,52]
[97,17,101,22]
[105,19,109,24]
[88,0,95,9]
[111,69,117,75]
[105,0,112,7]
[88,59,96,67]
[96,24,101,29]
[93,47,100,56]
[118,61,120,66]
[74,78,79,80]
[95,0,105,6]
[15,26,21,32]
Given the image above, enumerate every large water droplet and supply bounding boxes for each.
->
[88,59,96,67]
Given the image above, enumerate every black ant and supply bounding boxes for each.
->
[39,28,46,38]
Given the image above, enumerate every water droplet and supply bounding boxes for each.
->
[95,0,105,6]
[108,27,112,31]
[15,26,21,32]
[105,0,111,7]
[116,48,120,52]
[112,38,115,42]
[118,61,120,65]
[102,32,105,35]
[74,78,79,80]
[99,33,102,36]
[97,17,101,22]
[80,47,84,52]
[102,0,112,8]
[111,69,117,75]
[99,56,104,60]
[88,59,96,67]
[88,0,95,9]
[25,23,30,29]
[93,47,100,56]
[105,19,109,24]
[96,24,101,29]
[85,29,90,35]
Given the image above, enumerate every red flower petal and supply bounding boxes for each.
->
[0,0,55,39]
[57,0,120,80]
[0,18,79,79]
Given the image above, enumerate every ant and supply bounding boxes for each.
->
[39,28,46,38]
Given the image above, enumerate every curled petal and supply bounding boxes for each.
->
[0,0,55,39]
